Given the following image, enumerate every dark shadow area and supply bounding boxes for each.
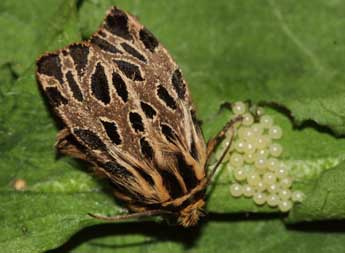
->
[259,101,345,138]
[286,219,345,234]
[1,62,19,83]
[46,213,282,253]
[46,211,345,253]
[46,220,203,253]
[206,212,285,222]
[7,62,19,81]
[76,0,84,10]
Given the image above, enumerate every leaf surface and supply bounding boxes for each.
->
[1,0,345,252]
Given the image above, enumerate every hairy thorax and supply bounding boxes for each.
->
[178,199,205,227]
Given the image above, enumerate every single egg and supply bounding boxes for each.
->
[267,194,279,207]
[253,192,267,205]
[260,115,274,129]
[280,177,293,189]
[230,153,244,167]
[269,125,283,139]
[243,184,254,197]
[291,190,304,202]
[269,143,283,157]
[263,172,277,185]
[278,200,293,212]
[247,171,261,186]
[279,189,292,200]
[232,101,247,115]
[233,168,247,181]
[242,113,254,126]
[230,183,243,197]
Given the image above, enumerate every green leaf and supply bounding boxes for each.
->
[1,0,345,252]
[0,0,80,76]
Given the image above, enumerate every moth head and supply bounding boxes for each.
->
[177,198,205,227]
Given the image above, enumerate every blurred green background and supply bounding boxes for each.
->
[1,0,345,252]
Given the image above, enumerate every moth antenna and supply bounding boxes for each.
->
[206,116,242,184]
[88,209,174,222]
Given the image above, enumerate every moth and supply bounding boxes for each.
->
[36,7,239,227]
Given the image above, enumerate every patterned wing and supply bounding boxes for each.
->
[36,7,207,207]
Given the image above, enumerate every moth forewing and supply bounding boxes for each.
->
[36,6,233,227]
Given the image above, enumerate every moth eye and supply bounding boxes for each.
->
[69,44,89,76]
[103,162,133,178]
[74,128,106,151]
[100,120,122,145]
[45,87,68,107]
[172,69,186,99]
[90,36,122,54]
[129,112,144,132]
[112,72,128,102]
[91,63,111,104]
[160,123,176,143]
[157,85,177,110]
[105,7,132,40]
[140,101,157,119]
[140,137,153,160]
[114,60,144,81]
[139,27,159,52]
[121,42,147,63]
[66,71,83,102]
[37,54,64,84]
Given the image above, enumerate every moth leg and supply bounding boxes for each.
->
[88,209,173,222]
[56,128,89,161]
[206,116,242,158]
[204,115,244,183]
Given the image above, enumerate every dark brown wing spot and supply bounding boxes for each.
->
[121,42,147,63]
[100,120,121,145]
[69,44,89,76]
[160,170,184,199]
[45,87,68,107]
[190,109,203,135]
[98,30,106,37]
[91,63,110,104]
[140,137,153,160]
[176,154,198,190]
[135,167,155,186]
[140,101,156,119]
[105,7,132,40]
[160,123,177,143]
[172,69,186,99]
[90,36,122,54]
[37,54,63,84]
[66,71,83,102]
[157,85,177,110]
[103,161,133,178]
[114,60,144,81]
[112,72,128,102]
[74,129,106,151]
[190,138,199,160]
[129,112,144,132]
[139,27,159,52]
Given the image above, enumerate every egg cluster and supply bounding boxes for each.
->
[227,101,304,212]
